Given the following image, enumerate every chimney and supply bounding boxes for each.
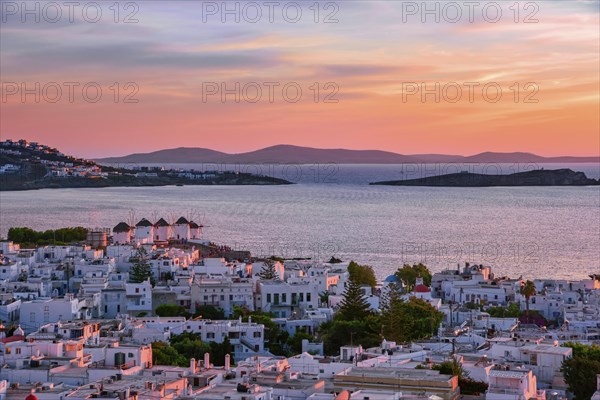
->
[225,354,231,371]
[204,352,210,369]
[189,358,196,374]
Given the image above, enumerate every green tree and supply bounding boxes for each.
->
[487,303,521,318]
[130,248,155,285]
[380,281,403,313]
[381,297,409,343]
[257,259,278,280]
[193,305,225,320]
[171,332,211,361]
[382,297,443,342]
[152,334,237,368]
[155,304,187,317]
[562,342,600,400]
[337,277,371,321]
[209,337,234,366]
[319,291,330,306]
[520,280,536,321]
[151,341,188,366]
[347,261,377,289]
[286,332,314,355]
[319,316,382,355]
[7,226,88,246]
[432,358,465,378]
[432,358,488,395]
[395,263,432,292]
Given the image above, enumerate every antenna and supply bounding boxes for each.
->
[126,210,136,228]
[151,210,160,225]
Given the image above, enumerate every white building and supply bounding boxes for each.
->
[189,221,202,240]
[19,295,89,333]
[112,222,133,244]
[257,280,320,318]
[191,277,254,316]
[154,218,171,242]
[486,367,544,400]
[134,218,154,244]
[173,216,190,240]
[131,316,265,360]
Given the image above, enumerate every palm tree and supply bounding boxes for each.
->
[520,280,536,322]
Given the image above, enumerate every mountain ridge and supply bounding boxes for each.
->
[95,145,600,164]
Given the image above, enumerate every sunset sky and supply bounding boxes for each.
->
[1,0,599,158]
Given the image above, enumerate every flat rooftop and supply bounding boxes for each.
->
[338,367,453,382]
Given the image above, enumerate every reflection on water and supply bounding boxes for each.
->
[2,170,599,281]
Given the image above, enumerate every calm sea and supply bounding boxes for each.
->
[1,163,599,280]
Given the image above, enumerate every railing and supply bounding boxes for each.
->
[487,387,527,397]
[117,361,136,370]
[240,338,258,352]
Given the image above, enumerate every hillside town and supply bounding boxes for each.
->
[0,217,599,400]
[0,139,291,191]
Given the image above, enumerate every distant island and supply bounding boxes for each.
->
[96,144,600,164]
[0,139,292,191]
[370,169,600,187]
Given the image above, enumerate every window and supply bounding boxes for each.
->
[207,332,215,339]
[135,288,140,293]
[282,293,287,303]
[128,353,134,358]
[307,293,311,302]
[266,294,271,303]
[16,348,21,354]
[254,332,261,338]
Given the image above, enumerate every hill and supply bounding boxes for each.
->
[371,169,600,187]
[0,139,291,191]
[96,145,600,164]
